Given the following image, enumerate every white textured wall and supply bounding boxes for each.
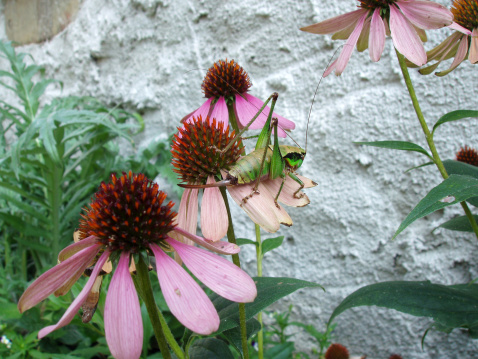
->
[2,1,478,358]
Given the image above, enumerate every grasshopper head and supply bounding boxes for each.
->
[282,147,306,171]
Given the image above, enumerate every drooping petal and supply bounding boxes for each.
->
[300,9,367,35]
[296,174,318,188]
[264,177,310,207]
[18,244,102,313]
[323,59,338,77]
[389,4,427,66]
[449,22,472,35]
[182,98,213,123]
[245,94,296,131]
[369,8,386,62]
[173,227,240,255]
[436,35,469,76]
[58,235,98,262]
[166,238,257,303]
[150,244,219,335]
[176,187,198,246]
[38,251,109,339]
[210,96,229,124]
[104,252,143,359]
[201,176,228,241]
[396,0,452,30]
[335,11,368,75]
[469,29,478,64]
[356,17,371,52]
[419,33,462,75]
[332,19,361,41]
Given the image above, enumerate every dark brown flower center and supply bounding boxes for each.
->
[171,116,242,184]
[456,146,478,166]
[201,59,252,98]
[359,0,396,10]
[324,343,349,359]
[452,0,478,31]
[78,172,176,253]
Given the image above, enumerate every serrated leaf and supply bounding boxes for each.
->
[328,281,478,336]
[355,141,432,159]
[438,215,478,232]
[393,175,478,239]
[262,236,284,256]
[188,338,234,359]
[212,277,323,334]
[433,110,478,134]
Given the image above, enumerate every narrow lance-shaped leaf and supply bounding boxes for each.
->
[355,141,432,159]
[432,110,478,134]
[438,215,478,232]
[393,175,478,240]
[443,159,478,206]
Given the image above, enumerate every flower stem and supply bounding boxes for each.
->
[135,255,184,359]
[255,224,264,359]
[219,186,250,359]
[395,49,478,239]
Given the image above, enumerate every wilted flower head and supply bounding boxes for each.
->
[301,0,453,76]
[417,0,478,75]
[183,59,295,137]
[18,172,256,359]
[172,117,317,237]
[456,145,478,166]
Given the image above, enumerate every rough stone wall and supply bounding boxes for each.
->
[1,0,478,358]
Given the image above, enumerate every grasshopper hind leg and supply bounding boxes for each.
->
[288,172,305,199]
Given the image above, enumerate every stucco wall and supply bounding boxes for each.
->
[1,0,478,358]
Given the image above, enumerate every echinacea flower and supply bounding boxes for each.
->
[183,59,295,137]
[18,172,257,359]
[456,145,478,166]
[301,0,453,76]
[417,0,478,76]
[171,117,317,237]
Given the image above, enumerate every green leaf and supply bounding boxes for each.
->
[438,215,478,232]
[262,236,284,256]
[354,141,432,159]
[433,110,478,134]
[443,160,478,206]
[235,238,257,246]
[188,338,234,359]
[328,281,478,336]
[393,175,478,239]
[222,318,261,355]
[212,277,323,334]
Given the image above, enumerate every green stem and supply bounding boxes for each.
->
[135,255,183,359]
[219,186,250,359]
[255,224,264,359]
[395,50,478,240]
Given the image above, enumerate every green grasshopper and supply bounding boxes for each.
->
[179,91,313,207]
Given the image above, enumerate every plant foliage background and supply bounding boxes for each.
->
[1,0,478,357]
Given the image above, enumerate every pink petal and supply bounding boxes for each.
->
[201,176,228,241]
[38,251,109,339]
[389,4,427,66]
[300,9,367,35]
[150,244,219,335]
[166,238,257,303]
[264,177,310,207]
[176,188,198,246]
[425,32,462,62]
[173,227,240,255]
[104,252,143,359]
[449,22,472,35]
[296,174,318,188]
[396,0,452,30]
[18,244,102,313]
[356,16,371,52]
[210,96,229,124]
[437,35,469,76]
[183,98,213,123]
[58,235,98,262]
[369,8,386,62]
[469,29,478,64]
[323,59,337,77]
[335,11,368,75]
[332,20,360,41]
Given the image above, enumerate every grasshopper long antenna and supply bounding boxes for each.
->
[305,47,343,153]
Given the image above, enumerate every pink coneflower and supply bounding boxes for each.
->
[418,0,478,75]
[183,59,295,137]
[171,117,317,237]
[18,172,257,359]
[301,0,453,76]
